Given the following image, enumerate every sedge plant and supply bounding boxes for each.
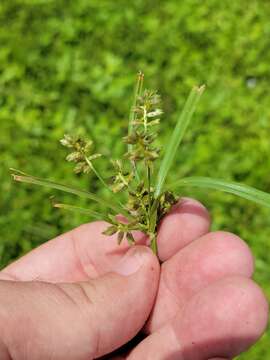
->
[11,72,270,255]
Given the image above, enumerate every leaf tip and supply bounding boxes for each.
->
[137,70,144,79]
[11,174,20,182]
[195,84,206,94]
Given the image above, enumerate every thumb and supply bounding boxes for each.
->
[0,246,159,359]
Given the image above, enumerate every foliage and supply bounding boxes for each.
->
[1,1,270,358]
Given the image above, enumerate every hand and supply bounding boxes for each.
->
[0,198,268,359]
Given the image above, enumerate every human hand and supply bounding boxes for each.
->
[0,198,268,359]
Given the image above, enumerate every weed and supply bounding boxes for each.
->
[11,73,270,255]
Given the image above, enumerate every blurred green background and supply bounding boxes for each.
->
[0,0,269,358]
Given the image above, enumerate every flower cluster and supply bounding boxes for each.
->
[60,134,102,174]
[58,77,177,250]
[123,90,162,165]
[110,160,134,193]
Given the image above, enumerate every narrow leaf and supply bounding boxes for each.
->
[169,176,270,208]
[154,85,205,198]
[126,232,135,245]
[53,203,104,220]
[117,231,125,244]
[102,225,118,236]
[11,170,125,215]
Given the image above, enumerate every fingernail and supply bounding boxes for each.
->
[114,247,149,276]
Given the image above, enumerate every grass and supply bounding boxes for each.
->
[1,1,270,358]
[155,85,205,198]
[170,177,270,209]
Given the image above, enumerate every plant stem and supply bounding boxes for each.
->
[128,71,144,181]
[85,156,129,211]
[84,156,109,190]
[148,198,158,254]
[147,164,151,217]
[150,234,158,254]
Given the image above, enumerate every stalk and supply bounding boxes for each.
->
[147,164,151,217]
[84,156,110,191]
[128,71,144,181]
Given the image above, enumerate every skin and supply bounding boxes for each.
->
[0,198,268,359]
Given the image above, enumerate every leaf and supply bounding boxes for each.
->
[108,214,117,224]
[126,232,135,245]
[117,231,125,244]
[103,225,118,236]
[53,203,104,220]
[169,176,270,208]
[154,85,205,198]
[10,169,125,215]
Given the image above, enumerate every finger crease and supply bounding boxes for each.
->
[70,230,98,278]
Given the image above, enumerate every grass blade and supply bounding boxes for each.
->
[53,203,106,220]
[169,176,270,208]
[11,169,126,215]
[154,85,205,198]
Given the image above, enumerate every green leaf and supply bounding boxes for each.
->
[10,169,125,215]
[108,214,117,224]
[169,176,270,208]
[53,203,104,220]
[103,225,118,236]
[117,231,125,244]
[126,232,135,245]
[154,85,205,198]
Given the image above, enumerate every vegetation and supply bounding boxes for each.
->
[0,1,269,358]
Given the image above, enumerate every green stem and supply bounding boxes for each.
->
[150,234,158,254]
[147,164,151,217]
[84,157,128,212]
[84,156,109,190]
[148,198,159,254]
[128,71,144,139]
[128,71,144,181]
